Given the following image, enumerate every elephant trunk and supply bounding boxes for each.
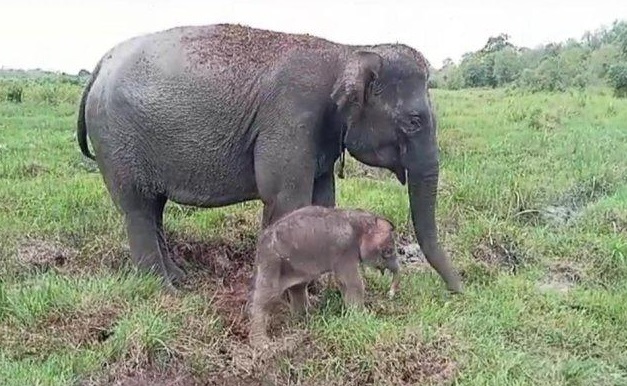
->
[387,259,401,298]
[406,161,463,293]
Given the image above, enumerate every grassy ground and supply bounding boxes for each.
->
[1,83,626,385]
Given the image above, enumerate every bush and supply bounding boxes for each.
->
[6,84,23,103]
[0,78,82,105]
[606,62,627,97]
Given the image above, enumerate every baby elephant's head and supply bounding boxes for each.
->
[359,216,400,276]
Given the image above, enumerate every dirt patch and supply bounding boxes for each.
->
[2,306,119,360]
[516,177,617,227]
[16,238,78,271]
[558,177,614,210]
[537,262,583,294]
[168,235,257,342]
[317,329,457,386]
[20,162,49,177]
[601,210,627,235]
[471,234,528,273]
[15,236,132,276]
[394,233,458,276]
[205,332,327,384]
[368,331,457,385]
[42,307,118,347]
[396,235,428,266]
[79,361,204,386]
[84,330,325,385]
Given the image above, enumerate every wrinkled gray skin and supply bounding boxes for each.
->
[77,23,462,294]
[248,205,399,346]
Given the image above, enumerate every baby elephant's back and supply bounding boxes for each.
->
[273,207,356,258]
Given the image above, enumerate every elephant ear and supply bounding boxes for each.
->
[359,217,394,261]
[331,50,383,119]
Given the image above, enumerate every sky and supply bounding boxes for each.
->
[1,0,626,74]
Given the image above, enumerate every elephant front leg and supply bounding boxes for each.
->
[335,261,365,310]
[255,155,316,229]
[248,269,279,348]
[312,169,336,208]
[249,300,270,348]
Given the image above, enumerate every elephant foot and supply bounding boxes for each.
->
[446,275,464,294]
[164,256,187,283]
[162,279,180,295]
[448,285,463,294]
[249,333,271,349]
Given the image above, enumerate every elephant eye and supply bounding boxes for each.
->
[400,113,424,135]
[409,114,422,127]
[370,80,384,96]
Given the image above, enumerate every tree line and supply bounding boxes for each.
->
[430,19,627,96]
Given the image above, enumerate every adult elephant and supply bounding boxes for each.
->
[77,23,463,294]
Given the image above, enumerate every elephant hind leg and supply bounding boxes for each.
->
[120,191,180,288]
[156,213,186,283]
[287,283,309,316]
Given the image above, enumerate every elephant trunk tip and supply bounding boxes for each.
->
[388,269,400,299]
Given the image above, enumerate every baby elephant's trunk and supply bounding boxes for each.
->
[387,260,401,299]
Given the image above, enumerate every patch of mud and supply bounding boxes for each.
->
[537,262,583,294]
[2,306,119,360]
[394,234,456,271]
[170,233,300,342]
[75,157,100,173]
[79,361,204,386]
[207,332,327,384]
[539,205,580,226]
[20,162,49,177]
[517,177,616,227]
[168,236,257,342]
[16,238,78,271]
[601,211,627,235]
[394,233,429,267]
[398,242,427,265]
[367,331,457,386]
[84,331,324,386]
[15,236,132,275]
[471,234,528,273]
[320,329,457,386]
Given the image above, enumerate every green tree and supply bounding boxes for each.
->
[493,48,522,86]
[607,62,627,97]
[588,44,620,80]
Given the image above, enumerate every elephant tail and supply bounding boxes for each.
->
[76,59,103,161]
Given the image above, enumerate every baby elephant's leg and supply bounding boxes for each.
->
[335,261,365,309]
[287,283,309,316]
[249,263,281,347]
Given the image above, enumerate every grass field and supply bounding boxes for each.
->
[1,81,626,385]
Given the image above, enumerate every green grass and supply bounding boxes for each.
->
[1,83,626,385]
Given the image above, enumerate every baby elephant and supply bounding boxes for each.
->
[248,205,400,346]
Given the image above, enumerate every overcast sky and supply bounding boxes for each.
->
[1,0,626,74]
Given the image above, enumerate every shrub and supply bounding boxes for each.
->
[606,62,627,97]
[6,84,23,103]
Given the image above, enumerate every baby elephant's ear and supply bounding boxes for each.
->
[360,218,393,258]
